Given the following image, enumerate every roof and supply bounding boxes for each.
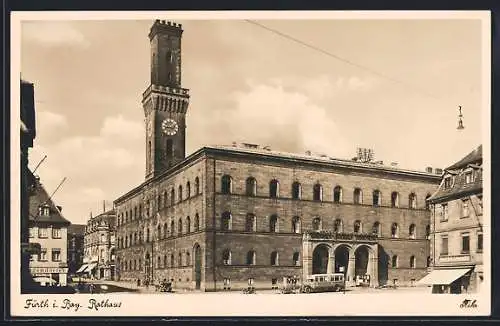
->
[115,143,441,204]
[87,210,116,228]
[428,146,483,203]
[68,224,86,235]
[446,145,482,170]
[28,169,70,225]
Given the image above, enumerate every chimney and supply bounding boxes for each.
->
[435,168,443,175]
[426,167,433,173]
[103,200,106,213]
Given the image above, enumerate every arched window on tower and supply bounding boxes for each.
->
[178,185,183,202]
[186,181,191,198]
[246,251,256,265]
[170,188,175,206]
[293,252,300,266]
[148,140,152,161]
[195,177,200,195]
[178,218,183,235]
[186,216,191,233]
[170,220,175,237]
[194,213,200,232]
[166,139,173,158]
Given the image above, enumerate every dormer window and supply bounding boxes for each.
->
[464,171,474,184]
[38,205,50,216]
[444,177,452,189]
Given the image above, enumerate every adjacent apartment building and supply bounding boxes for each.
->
[81,210,117,280]
[419,145,483,294]
[67,224,85,276]
[28,170,70,286]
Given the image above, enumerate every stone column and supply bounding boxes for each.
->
[370,244,379,287]
[327,247,335,274]
[346,248,356,287]
[302,234,313,278]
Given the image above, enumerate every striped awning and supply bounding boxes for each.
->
[76,264,88,273]
[86,263,97,272]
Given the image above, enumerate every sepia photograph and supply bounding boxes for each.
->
[11,10,491,317]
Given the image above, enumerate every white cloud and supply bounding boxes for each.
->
[22,21,90,48]
[100,114,143,140]
[36,111,68,135]
[220,80,352,158]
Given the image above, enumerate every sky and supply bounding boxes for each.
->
[20,16,485,225]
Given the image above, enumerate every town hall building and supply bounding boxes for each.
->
[114,20,441,291]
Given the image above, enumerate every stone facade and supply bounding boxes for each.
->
[115,146,440,290]
[113,20,441,291]
[83,210,117,280]
[67,224,85,275]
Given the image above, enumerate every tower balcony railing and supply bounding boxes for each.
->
[304,230,378,242]
[143,84,190,97]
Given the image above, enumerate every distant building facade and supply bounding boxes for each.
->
[113,20,441,291]
[28,171,70,286]
[421,145,483,294]
[82,210,117,280]
[67,224,85,275]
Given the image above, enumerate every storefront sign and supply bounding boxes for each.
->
[30,267,68,274]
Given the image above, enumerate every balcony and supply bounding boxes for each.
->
[304,230,378,242]
[438,254,471,264]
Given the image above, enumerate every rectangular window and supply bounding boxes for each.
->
[440,204,449,222]
[29,227,35,238]
[461,200,470,218]
[38,227,48,238]
[40,248,47,261]
[462,233,470,254]
[441,236,448,255]
[477,233,483,252]
[52,248,61,262]
[444,177,452,189]
[52,227,61,239]
[30,254,36,261]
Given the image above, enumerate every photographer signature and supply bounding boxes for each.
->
[460,299,478,308]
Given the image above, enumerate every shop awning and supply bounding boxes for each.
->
[417,268,471,285]
[86,263,97,272]
[76,264,88,273]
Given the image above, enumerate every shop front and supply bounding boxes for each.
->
[30,266,68,286]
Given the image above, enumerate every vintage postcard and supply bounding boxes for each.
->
[10,10,491,317]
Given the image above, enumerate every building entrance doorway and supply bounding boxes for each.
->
[334,245,349,274]
[355,246,369,277]
[312,244,329,274]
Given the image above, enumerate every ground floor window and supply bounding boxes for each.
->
[223,278,231,290]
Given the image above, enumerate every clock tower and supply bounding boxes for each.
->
[143,20,190,179]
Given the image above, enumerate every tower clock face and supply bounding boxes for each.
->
[161,118,178,136]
